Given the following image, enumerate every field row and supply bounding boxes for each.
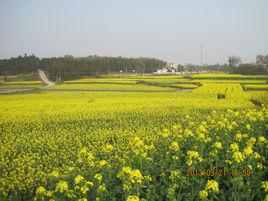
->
[1,73,268,95]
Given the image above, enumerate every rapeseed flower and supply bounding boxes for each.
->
[170,142,179,151]
[117,166,143,184]
[56,181,68,193]
[36,186,46,196]
[78,198,88,201]
[97,184,106,193]
[130,169,143,184]
[205,180,219,193]
[253,152,261,159]
[126,195,139,201]
[169,170,181,181]
[262,181,268,192]
[80,186,89,194]
[99,160,108,167]
[75,175,85,185]
[94,173,102,181]
[162,128,170,138]
[243,146,253,156]
[235,133,243,141]
[230,143,239,152]
[86,181,94,188]
[233,151,244,163]
[199,190,208,199]
[187,150,200,158]
[50,170,59,178]
[259,136,267,143]
[213,141,223,149]
[103,144,113,153]
[187,150,203,166]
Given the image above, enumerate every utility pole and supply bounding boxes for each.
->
[200,43,203,66]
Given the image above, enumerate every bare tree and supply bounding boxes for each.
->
[256,54,268,66]
[228,56,241,66]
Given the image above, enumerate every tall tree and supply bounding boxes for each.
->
[228,56,241,66]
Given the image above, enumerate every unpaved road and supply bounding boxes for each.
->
[0,69,55,95]
[0,88,33,94]
[38,69,55,87]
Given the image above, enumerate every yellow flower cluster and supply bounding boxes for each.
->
[205,180,219,193]
[232,151,244,163]
[199,180,219,199]
[230,143,239,152]
[117,166,143,184]
[169,170,181,182]
[55,181,68,193]
[187,151,203,166]
[169,141,179,151]
[213,141,223,149]
[199,190,208,199]
[75,175,85,185]
[94,173,103,182]
[126,195,139,201]
[262,181,268,192]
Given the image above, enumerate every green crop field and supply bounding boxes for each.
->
[46,83,175,92]
[0,81,43,93]
[244,84,268,91]
[175,84,198,89]
[0,74,267,201]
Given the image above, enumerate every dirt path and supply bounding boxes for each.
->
[0,88,33,94]
[0,69,55,95]
[38,69,55,87]
[175,89,192,92]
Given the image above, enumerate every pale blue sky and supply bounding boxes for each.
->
[0,0,268,64]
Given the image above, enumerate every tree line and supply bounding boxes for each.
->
[0,54,267,80]
[176,55,268,75]
[0,54,167,81]
[198,64,267,75]
[226,55,268,74]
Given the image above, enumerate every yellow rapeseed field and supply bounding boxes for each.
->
[0,75,267,201]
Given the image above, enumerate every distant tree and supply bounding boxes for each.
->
[256,54,268,66]
[0,55,166,79]
[177,64,184,72]
[64,55,75,59]
[228,56,241,66]
[135,59,146,73]
[234,64,267,74]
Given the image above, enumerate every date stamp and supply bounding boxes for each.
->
[186,168,251,177]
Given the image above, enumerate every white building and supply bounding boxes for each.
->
[156,68,168,74]
[167,63,177,69]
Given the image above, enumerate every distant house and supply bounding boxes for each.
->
[167,63,177,69]
[154,63,180,74]
[156,68,168,74]
[154,62,178,74]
